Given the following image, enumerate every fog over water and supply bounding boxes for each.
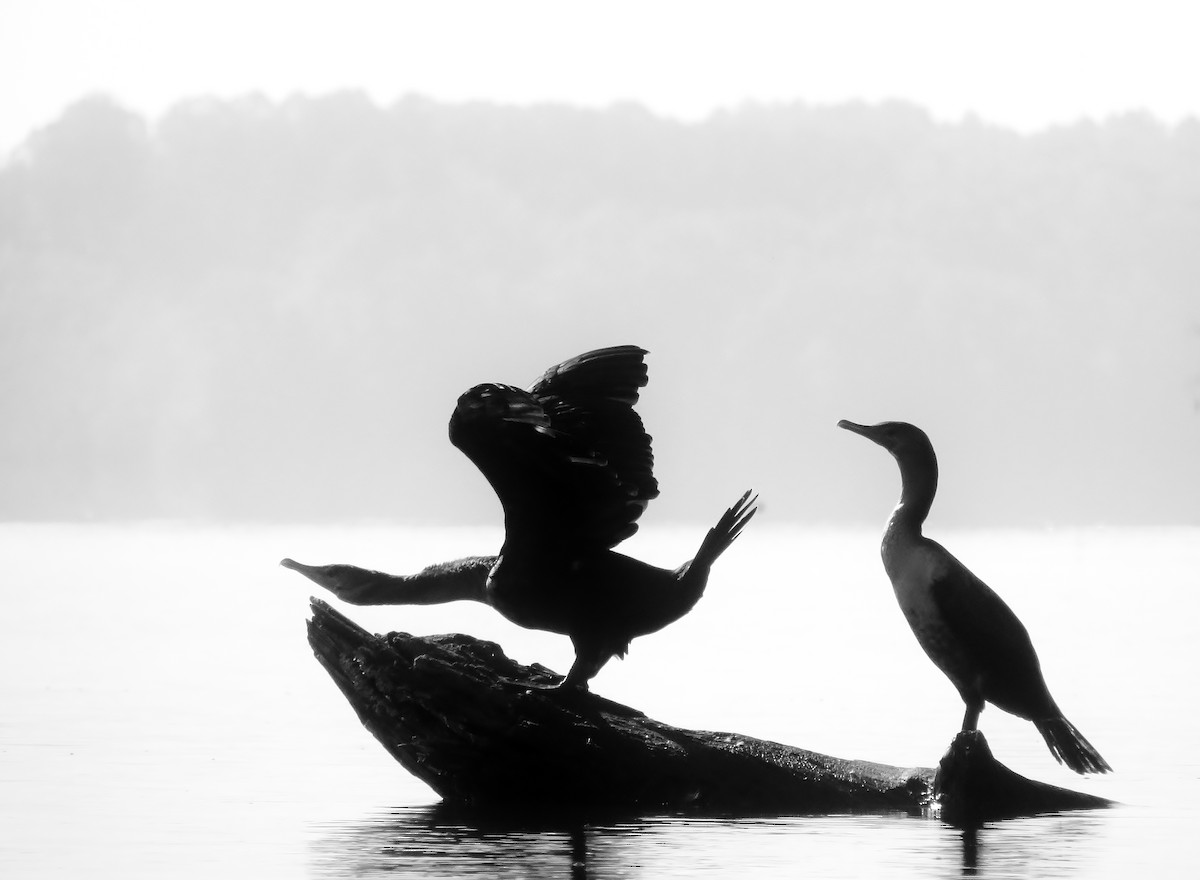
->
[2,94,1198,526]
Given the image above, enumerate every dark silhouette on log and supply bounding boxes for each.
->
[305,598,1112,823]
[284,346,758,691]
[837,419,1112,775]
[934,730,1111,826]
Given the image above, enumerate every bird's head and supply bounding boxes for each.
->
[449,383,551,438]
[837,420,937,472]
[280,558,384,605]
[838,419,940,510]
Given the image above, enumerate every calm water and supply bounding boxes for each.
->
[2,523,1197,878]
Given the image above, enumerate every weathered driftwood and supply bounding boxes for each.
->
[306,598,1111,822]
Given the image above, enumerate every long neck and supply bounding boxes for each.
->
[894,448,938,532]
[883,444,939,560]
[393,556,494,605]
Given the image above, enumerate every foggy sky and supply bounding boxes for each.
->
[1,94,1198,526]
[5,1,1200,155]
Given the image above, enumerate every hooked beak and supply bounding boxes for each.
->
[280,557,327,585]
[838,419,874,438]
[838,419,893,451]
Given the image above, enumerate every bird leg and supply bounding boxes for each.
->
[960,701,983,732]
[557,673,590,691]
[557,640,616,691]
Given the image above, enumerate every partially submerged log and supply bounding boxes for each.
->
[934,730,1112,826]
[306,599,929,812]
[306,598,1111,821]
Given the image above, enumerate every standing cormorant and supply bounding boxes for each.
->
[283,345,757,690]
[837,419,1111,775]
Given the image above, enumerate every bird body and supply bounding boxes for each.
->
[838,419,1110,775]
[486,549,698,639]
[879,531,976,695]
[283,346,756,690]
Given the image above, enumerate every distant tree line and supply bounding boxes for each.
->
[1,92,1197,524]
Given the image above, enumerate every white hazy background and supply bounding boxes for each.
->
[4,1,1200,150]
[2,1,1199,527]
[4,4,1200,878]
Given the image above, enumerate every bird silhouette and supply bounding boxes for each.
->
[284,345,756,690]
[838,419,1110,774]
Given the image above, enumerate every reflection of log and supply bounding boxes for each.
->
[306,598,1112,821]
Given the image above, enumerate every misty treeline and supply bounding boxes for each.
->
[1,92,1197,525]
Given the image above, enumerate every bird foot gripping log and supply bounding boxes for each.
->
[304,598,1111,821]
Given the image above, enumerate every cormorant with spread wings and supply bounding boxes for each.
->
[283,345,756,690]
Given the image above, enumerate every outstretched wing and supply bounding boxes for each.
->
[449,345,659,552]
[529,345,659,523]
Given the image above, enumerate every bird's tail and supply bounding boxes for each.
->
[690,490,758,574]
[1035,716,1112,775]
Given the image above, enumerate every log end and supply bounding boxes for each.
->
[933,730,1114,826]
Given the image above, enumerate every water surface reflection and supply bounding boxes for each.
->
[309,804,1107,879]
[310,804,639,879]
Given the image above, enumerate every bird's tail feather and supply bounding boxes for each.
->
[692,490,758,573]
[1035,716,1112,775]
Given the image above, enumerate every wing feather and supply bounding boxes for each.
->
[449,346,659,551]
[928,548,1057,718]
